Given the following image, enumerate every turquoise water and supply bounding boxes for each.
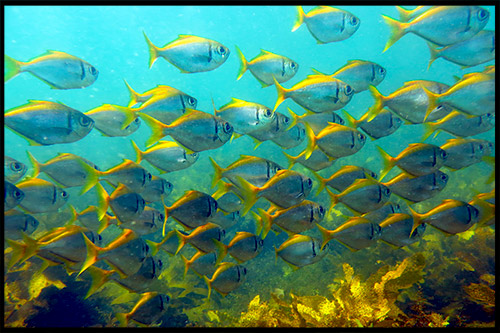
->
[4,5,496,328]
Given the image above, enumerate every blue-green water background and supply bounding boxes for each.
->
[4,5,496,326]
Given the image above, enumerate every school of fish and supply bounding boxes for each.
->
[4,5,495,327]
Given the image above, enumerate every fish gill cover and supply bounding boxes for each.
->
[4,4,495,329]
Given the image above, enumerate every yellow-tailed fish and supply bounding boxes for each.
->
[235,46,298,87]
[203,262,247,299]
[5,156,27,183]
[292,6,360,44]
[100,159,152,193]
[95,183,145,223]
[303,122,366,160]
[27,151,101,195]
[85,104,141,137]
[327,178,391,214]
[274,234,327,269]
[379,213,426,248]
[143,32,230,73]
[376,143,448,180]
[207,210,242,230]
[395,6,433,22]
[283,148,335,172]
[383,6,489,52]
[110,256,164,294]
[215,231,264,263]
[273,75,354,113]
[253,200,325,238]
[312,165,377,195]
[115,87,197,125]
[147,230,180,256]
[162,190,218,233]
[287,108,345,134]
[469,189,495,227]
[4,181,25,211]
[312,60,386,93]
[271,122,306,149]
[214,98,275,135]
[361,202,402,224]
[140,175,173,203]
[212,181,244,213]
[118,206,164,236]
[343,108,403,140]
[132,140,199,174]
[175,222,225,255]
[181,251,218,278]
[5,50,98,89]
[382,170,448,203]
[16,178,68,213]
[409,199,480,235]
[209,155,284,189]
[123,79,196,109]
[4,209,39,240]
[246,111,292,148]
[367,80,452,124]
[115,292,169,327]
[139,110,233,151]
[5,100,94,146]
[441,138,494,170]
[421,111,494,141]
[428,30,495,70]
[71,205,117,234]
[80,229,150,278]
[423,71,495,117]
[317,216,382,251]
[234,169,313,215]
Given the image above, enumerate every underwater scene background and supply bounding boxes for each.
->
[4,5,495,328]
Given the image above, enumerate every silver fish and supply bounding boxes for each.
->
[380,213,426,248]
[4,210,39,240]
[383,170,448,203]
[4,156,27,183]
[16,178,68,213]
[4,181,25,210]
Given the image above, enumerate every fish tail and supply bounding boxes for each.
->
[109,104,137,130]
[316,224,334,251]
[213,239,228,265]
[203,275,212,302]
[98,215,113,234]
[181,255,191,279]
[123,79,140,107]
[482,156,495,184]
[145,239,160,257]
[78,231,101,277]
[115,312,130,328]
[66,205,78,226]
[311,171,326,196]
[174,229,187,255]
[6,234,38,269]
[78,162,103,196]
[310,67,326,75]
[474,198,495,227]
[426,42,439,70]
[209,157,224,189]
[376,145,395,181]
[235,45,248,80]
[131,140,143,164]
[94,183,110,221]
[83,266,113,299]
[366,85,386,122]
[292,6,305,32]
[143,31,160,69]
[5,55,22,82]
[421,122,437,142]
[407,206,424,234]
[286,107,300,128]
[381,15,407,52]
[341,109,358,128]
[302,122,317,160]
[272,76,288,111]
[234,176,259,216]
[274,245,279,265]
[395,6,414,22]
[282,151,296,169]
[161,205,170,237]
[254,208,273,239]
[419,84,439,122]
[26,151,41,178]
[138,112,168,147]
[325,188,339,216]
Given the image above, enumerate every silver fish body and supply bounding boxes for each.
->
[4,181,25,210]
[4,156,27,183]
[385,170,448,203]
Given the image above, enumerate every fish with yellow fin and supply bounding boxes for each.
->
[343,108,403,140]
[100,159,152,193]
[85,104,141,137]
[379,213,426,248]
[271,122,306,149]
[203,262,247,299]
[16,178,69,213]
[421,111,495,141]
[4,209,39,240]
[4,181,24,211]
[213,98,275,135]
[143,32,229,73]
[312,165,377,195]
[115,292,169,327]
[175,222,225,255]
[95,183,145,223]
[441,138,493,170]
[317,216,382,251]
[140,176,173,203]
[4,156,27,183]
[287,108,345,134]
[382,170,448,203]
[283,148,334,172]
[275,234,327,269]
[215,232,264,263]
[132,140,199,173]
[181,251,219,278]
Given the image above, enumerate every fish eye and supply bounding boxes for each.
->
[264,108,272,117]
[158,259,163,268]
[441,173,448,181]
[307,178,312,187]
[291,62,297,69]
[441,150,447,159]
[478,9,488,20]
[159,213,165,221]
[358,133,365,141]
[243,267,247,274]
[436,105,444,110]
[61,190,68,198]
[218,46,226,55]
[13,189,23,200]
[223,122,232,133]
[338,117,345,125]
[79,116,92,127]
[98,234,102,242]
[487,142,493,149]
[350,16,358,25]
[371,171,377,178]
[345,85,353,95]
[378,67,386,75]
[11,162,22,171]
[319,205,325,214]
[145,243,150,253]
[383,187,391,196]
[148,173,152,181]
[221,229,226,237]
[188,97,196,106]
[134,118,140,123]
[283,116,290,124]
[478,144,484,152]
[394,203,401,212]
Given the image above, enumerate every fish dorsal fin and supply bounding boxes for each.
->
[156,140,181,149]
[257,49,274,57]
